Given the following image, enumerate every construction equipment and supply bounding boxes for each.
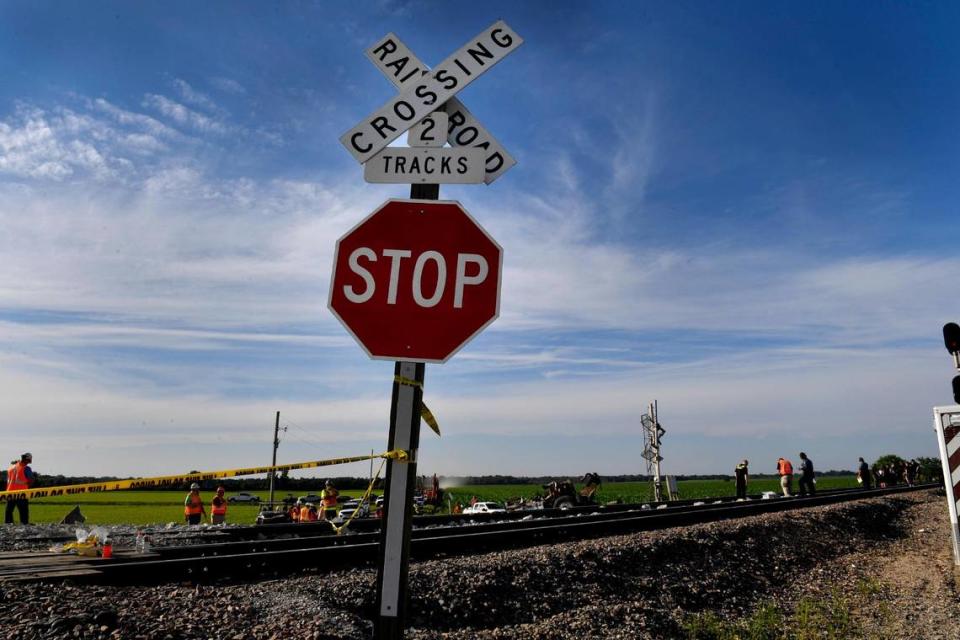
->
[415,474,444,514]
[541,472,601,509]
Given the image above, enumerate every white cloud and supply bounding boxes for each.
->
[92,98,182,140]
[171,78,220,113]
[0,106,118,180]
[142,94,229,135]
[210,76,246,95]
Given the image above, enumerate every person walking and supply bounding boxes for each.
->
[797,452,816,497]
[857,457,872,490]
[5,453,35,524]
[734,460,749,499]
[320,480,339,521]
[210,486,228,524]
[777,457,794,497]
[183,483,206,525]
[907,459,919,486]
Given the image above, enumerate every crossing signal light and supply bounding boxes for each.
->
[953,376,960,404]
[944,323,960,354]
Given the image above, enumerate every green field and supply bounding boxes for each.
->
[444,476,860,507]
[19,476,860,526]
[24,489,375,526]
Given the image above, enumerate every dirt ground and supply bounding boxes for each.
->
[805,490,960,640]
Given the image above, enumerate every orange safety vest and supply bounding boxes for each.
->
[307,508,318,522]
[211,495,227,516]
[321,488,338,509]
[184,493,204,516]
[6,462,30,491]
[778,459,793,475]
[299,505,311,522]
[289,506,300,522]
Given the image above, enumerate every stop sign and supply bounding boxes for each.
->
[329,199,502,363]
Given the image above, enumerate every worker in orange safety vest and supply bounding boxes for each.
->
[184,483,206,525]
[5,452,35,524]
[299,501,312,523]
[210,486,228,525]
[321,480,339,521]
[777,457,794,497]
[289,500,302,523]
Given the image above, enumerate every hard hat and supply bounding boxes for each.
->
[190,482,200,490]
[325,480,333,487]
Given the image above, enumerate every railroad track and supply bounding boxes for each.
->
[0,483,935,585]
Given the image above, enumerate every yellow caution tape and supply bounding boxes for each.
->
[393,375,441,437]
[394,374,422,388]
[0,450,406,503]
[420,404,440,437]
[329,456,388,536]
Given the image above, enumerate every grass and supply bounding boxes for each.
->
[681,591,858,640]
[20,477,859,525]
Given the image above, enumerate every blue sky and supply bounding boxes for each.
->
[1,1,958,479]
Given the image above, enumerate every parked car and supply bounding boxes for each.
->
[337,499,370,522]
[298,493,323,504]
[228,492,261,504]
[462,501,506,515]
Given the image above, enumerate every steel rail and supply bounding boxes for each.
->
[2,483,934,585]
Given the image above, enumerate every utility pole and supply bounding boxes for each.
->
[269,411,280,505]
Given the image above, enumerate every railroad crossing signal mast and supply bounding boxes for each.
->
[330,21,522,639]
[641,401,665,501]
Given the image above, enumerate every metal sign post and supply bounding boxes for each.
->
[376,359,426,637]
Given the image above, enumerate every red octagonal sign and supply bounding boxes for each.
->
[329,199,502,363]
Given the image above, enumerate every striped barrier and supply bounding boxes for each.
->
[933,405,960,565]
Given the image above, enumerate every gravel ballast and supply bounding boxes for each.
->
[0,490,956,639]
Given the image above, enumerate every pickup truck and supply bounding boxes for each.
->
[462,501,506,515]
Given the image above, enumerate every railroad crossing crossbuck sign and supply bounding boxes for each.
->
[340,20,522,183]
[328,199,502,363]
[362,28,518,184]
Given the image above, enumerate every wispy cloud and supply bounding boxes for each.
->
[170,78,221,114]
[142,93,229,135]
[210,76,246,95]
[0,105,122,180]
